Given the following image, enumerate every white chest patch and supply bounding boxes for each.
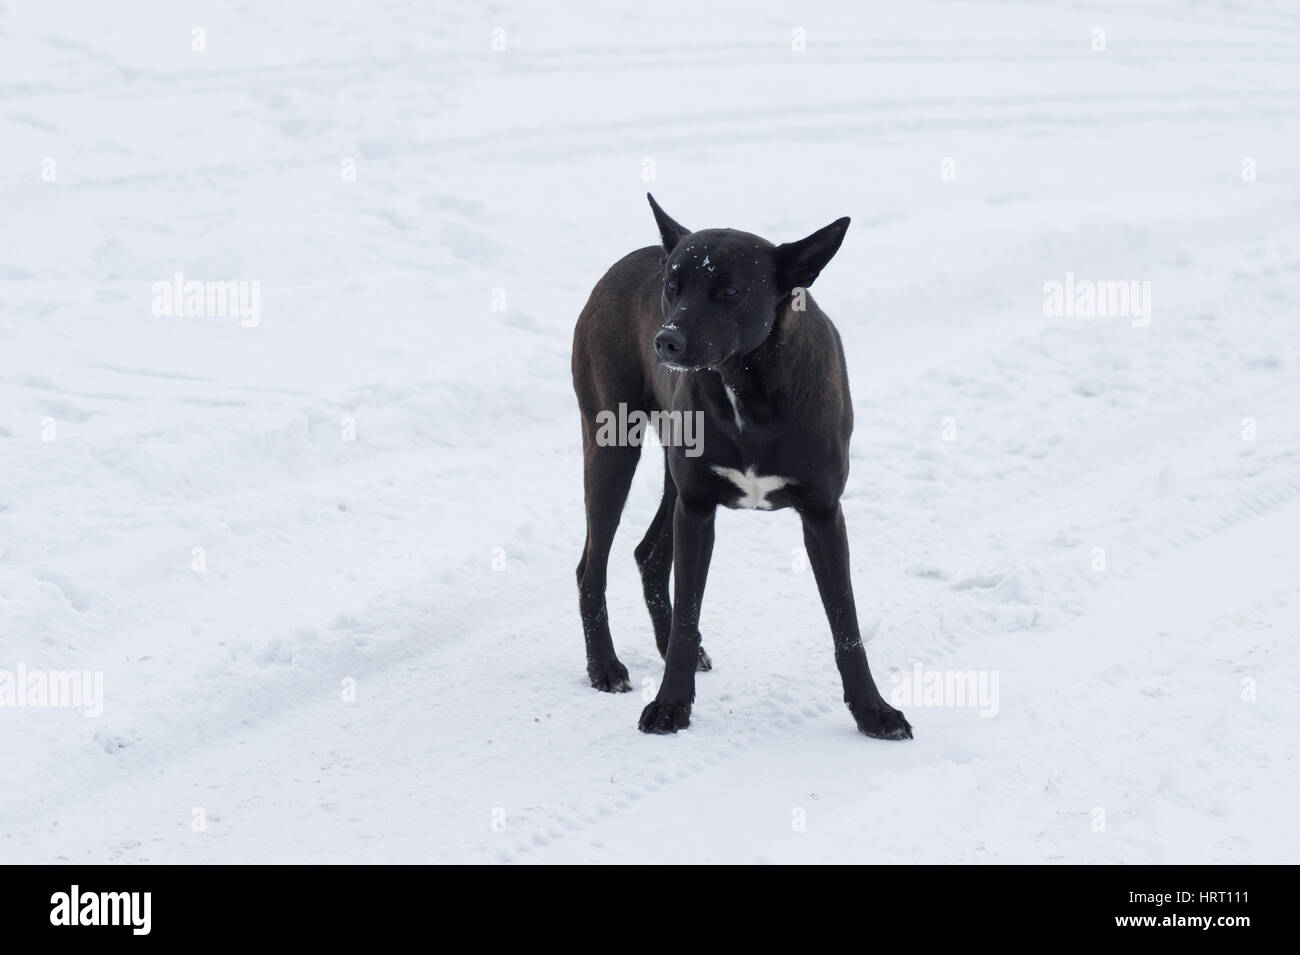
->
[710,465,791,510]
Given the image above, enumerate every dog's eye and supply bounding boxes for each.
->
[665,280,679,294]
[722,286,739,298]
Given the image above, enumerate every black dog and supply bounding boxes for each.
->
[571,195,912,740]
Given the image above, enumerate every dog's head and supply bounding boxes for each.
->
[646,193,849,371]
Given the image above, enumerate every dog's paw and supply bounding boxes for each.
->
[696,646,713,672]
[588,659,632,693]
[851,704,913,740]
[638,699,692,734]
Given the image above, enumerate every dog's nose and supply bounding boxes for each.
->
[654,328,686,361]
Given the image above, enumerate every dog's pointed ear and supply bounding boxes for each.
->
[647,193,691,253]
[774,217,851,293]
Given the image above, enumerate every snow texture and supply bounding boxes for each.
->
[1,1,1298,863]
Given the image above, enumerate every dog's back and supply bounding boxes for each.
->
[571,246,663,426]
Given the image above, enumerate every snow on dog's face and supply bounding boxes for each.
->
[646,194,850,371]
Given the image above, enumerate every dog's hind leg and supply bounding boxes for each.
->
[634,455,675,657]
[577,431,640,692]
[635,454,711,671]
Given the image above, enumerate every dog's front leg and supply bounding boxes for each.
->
[638,499,715,733]
[800,504,913,740]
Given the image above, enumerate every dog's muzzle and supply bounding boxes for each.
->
[654,327,686,363]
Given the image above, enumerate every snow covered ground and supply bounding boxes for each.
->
[2,0,1299,863]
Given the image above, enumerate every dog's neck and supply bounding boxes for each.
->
[710,300,799,423]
